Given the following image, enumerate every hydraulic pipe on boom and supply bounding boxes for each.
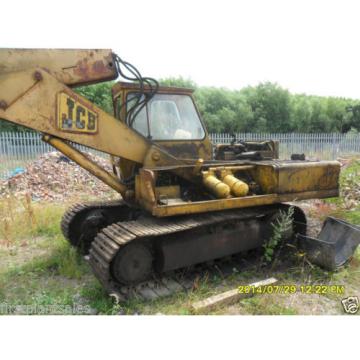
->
[42,134,128,195]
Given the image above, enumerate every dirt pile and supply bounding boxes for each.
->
[0,152,117,201]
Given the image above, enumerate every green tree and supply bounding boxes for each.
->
[291,95,313,132]
[160,77,197,89]
[2,76,359,134]
[241,82,293,133]
[75,82,114,114]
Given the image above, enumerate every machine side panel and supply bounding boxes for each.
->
[250,161,340,194]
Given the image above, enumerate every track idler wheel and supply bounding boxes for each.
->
[61,200,129,255]
[111,243,154,285]
[77,210,107,254]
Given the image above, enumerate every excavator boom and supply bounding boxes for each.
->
[0,49,183,196]
[0,65,149,161]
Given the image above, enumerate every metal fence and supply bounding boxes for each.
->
[1,131,360,179]
[0,132,107,180]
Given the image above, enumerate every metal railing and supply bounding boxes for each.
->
[1,132,359,179]
[211,133,360,160]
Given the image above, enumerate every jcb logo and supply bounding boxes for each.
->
[57,92,98,133]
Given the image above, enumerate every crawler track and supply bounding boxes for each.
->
[88,204,306,302]
[87,251,259,303]
[61,200,306,303]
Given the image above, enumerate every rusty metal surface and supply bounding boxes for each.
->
[0,49,117,86]
[111,81,195,99]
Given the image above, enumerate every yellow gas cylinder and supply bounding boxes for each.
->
[202,171,231,199]
[220,170,249,197]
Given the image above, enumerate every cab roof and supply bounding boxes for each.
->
[112,81,195,97]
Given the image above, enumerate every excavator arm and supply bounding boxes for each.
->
[0,49,182,196]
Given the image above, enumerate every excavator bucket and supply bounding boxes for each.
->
[297,217,360,270]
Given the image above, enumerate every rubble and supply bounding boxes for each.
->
[0,152,117,201]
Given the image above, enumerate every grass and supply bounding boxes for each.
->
[0,194,66,245]
[325,159,360,229]
[1,158,360,315]
[326,158,360,210]
[238,296,298,315]
[0,222,358,315]
[0,194,223,315]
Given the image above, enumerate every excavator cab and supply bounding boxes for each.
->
[112,82,279,162]
[112,82,213,160]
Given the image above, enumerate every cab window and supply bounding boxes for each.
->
[126,93,205,140]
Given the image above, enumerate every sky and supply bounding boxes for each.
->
[2,0,360,98]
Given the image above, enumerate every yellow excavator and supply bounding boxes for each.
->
[0,49,356,295]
